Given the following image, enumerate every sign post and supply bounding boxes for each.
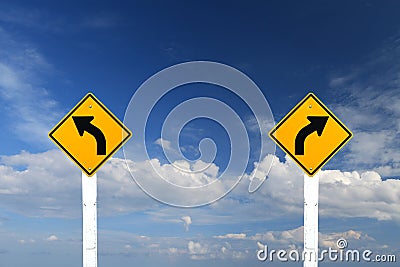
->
[303,173,319,266]
[48,93,132,267]
[82,172,98,267]
[269,93,352,267]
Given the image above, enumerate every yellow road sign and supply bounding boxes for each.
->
[269,93,352,176]
[49,93,132,176]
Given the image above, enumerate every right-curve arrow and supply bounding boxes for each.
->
[72,116,106,155]
[295,116,329,155]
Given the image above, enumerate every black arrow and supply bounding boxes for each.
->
[295,116,329,155]
[72,116,106,155]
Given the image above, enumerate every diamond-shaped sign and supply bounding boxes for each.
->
[269,93,352,176]
[48,93,132,176]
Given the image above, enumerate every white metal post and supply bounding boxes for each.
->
[82,172,98,267]
[303,173,319,267]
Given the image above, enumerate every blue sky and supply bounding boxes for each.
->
[0,1,399,266]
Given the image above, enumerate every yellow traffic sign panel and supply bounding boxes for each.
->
[269,93,352,176]
[48,93,132,176]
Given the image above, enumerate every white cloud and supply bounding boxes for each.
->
[252,155,400,221]
[244,115,275,134]
[18,239,35,244]
[214,233,247,240]
[94,226,384,261]
[329,75,353,87]
[0,149,222,217]
[46,235,59,242]
[9,223,385,262]
[318,170,400,221]
[328,35,400,176]
[347,131,398,165]
[251,226,303,246]
[319,229,373,249]
[154,138,173,152]
[0,27,61,147]
[2,150,397,260]
[181,216,192,231]
[188,241,208,259]
[213,226,375,252]
[1,150,400,224]
[0,150,81,217]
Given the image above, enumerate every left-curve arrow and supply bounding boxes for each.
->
[72,116,106,155]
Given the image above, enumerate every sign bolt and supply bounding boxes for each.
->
[89,105,92,108]
[309,105,312,108]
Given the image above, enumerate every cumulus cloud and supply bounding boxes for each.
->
[217,226,375,252]
[187,241,209,260]
[251,226,304,246]
[94,226,381,261]
[214,233,247,240]
[1,150,400,224]
[18,239,35,244]
[9,223,383,262]
[181,216,192,231]
[46,235,59,242]
[0,150,81,217]
[244,155,400,222]
[318,170,400,221]
[188,241,208,255]
[154,138,173,151]
[319,229,373,249]
[100,231,233,260]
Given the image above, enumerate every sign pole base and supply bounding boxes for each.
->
[303,173,319,267]
[82,172,98,267]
